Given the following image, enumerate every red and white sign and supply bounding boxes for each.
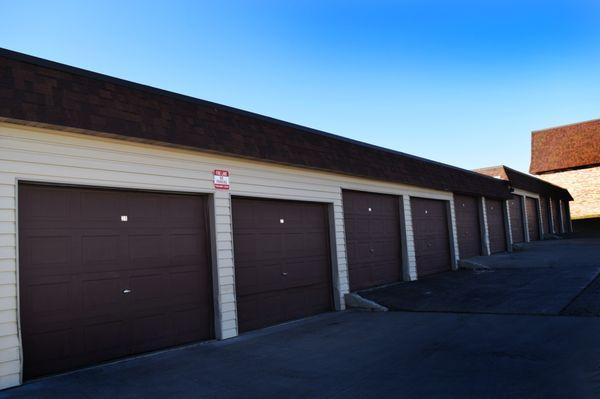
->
[213,170,230,190]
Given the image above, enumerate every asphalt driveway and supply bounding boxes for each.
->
[360,237,600,316]
[3,311,600,399]
[3,237,600,399]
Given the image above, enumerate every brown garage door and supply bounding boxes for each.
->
[453,195,482,259]
[232,198,332,333]
[411,198,451,277]
[553,199,562,233]
[540,197,550,235]
[343,190,402,291]
[486,199,507,253]
[508,194,524,243]
[19,184,213,379]
[526,197,540,241]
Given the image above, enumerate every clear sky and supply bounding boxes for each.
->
[2,1,599,173]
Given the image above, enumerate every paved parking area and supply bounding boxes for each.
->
[464,237,600,269]
[360,266,600,315]
[3,237,600,399]
[360,237,600,316]
[2,311,600,399]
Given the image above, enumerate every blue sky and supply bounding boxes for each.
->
[2,1,599,173]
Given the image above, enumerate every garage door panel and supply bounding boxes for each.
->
[233,198,332,332]
[343,190,402,291]
[128,273,166,302]
[24,280,71,317]
[81,277,123,313]
[81,190,124,221]
[284,232,326,257]
[169,232,207,266]
[540,197,550,234]
[486,199,507,253]
[236,292,286,332]
[130,313,172,351]
[257,233,283,259]
[454,195,482,259]
[284,284,331,319]
[345,217,369,238]
[411,198,451,277]
[19,184,213,379]
[284,259,330,289]
[82,234,120,265]
[128,234,162,260]
[553,199,560,232]
[371,260,400,282]
[170,270,209,298]
[82,320,128,354]
[20,234,72,271]
[126,195,161,220]
[526,197,540,241]
[19,186,72,223]
[235,263,283,297]
[171,307,212,338]
[508,195,525,243]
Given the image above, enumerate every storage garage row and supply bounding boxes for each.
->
[0,49,571,388]
[474,165,573,240]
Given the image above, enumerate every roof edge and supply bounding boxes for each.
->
[532,118,600,134]
[532,162,600,175]
[0,47,504,186]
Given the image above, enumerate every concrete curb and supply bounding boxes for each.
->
[459,259,492,271]
[344,293,388,312]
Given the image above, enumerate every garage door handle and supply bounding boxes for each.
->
[123,289,132,294]
[281,272,288,276]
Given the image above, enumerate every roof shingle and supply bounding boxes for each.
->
[475,165,572,200]
[530,119,600,174]
[0,48,511,199]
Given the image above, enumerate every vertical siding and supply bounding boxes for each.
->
[0,179,18,389]
[480,197,492,256]
[332,195,348,308]
[522,195,530,242]
[538,198,546,236]
[548,197,556,234]
[505,200,514,245]
[558,200,565,233]
[402,196,418,280]
[448,197,460,269]
[213,191,237,339]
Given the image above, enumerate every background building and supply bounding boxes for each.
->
[530,119,600,221]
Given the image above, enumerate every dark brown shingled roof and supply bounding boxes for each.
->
[474,165,572,201]
[0,48,510,199]
[530,119,600,174]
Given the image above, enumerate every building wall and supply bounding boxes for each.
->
[0,122,460,388]
[538,166,600,219]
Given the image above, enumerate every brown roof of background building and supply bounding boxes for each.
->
[530,119,600,174]
[474,165,573,201]
[0,48,511,199]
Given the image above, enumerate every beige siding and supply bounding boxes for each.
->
[504,199,513,246]
[0,121,459,388]
[402,196,417,280]
[448,197,460,269]
[479,197,491,255]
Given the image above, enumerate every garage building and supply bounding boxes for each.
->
[474,165,573,242]
[0,49,552,388]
